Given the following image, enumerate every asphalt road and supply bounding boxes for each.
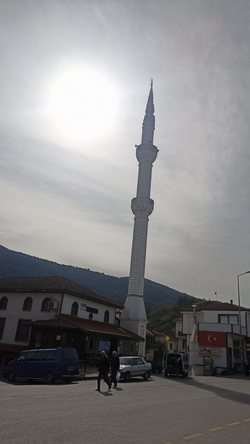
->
[1,374,250,444]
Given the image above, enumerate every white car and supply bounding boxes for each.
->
[119,356,152,382]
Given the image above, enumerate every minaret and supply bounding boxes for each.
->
[120,82,159,356]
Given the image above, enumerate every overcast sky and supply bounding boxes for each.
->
[1,0,250,306]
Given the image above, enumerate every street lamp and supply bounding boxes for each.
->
[237,271,250,374]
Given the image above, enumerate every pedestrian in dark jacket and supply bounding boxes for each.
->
[96,351,111,392]
[111,351,120,387]
[244,360,249,377]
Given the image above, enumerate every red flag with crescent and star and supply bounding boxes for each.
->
[199,331,227,348]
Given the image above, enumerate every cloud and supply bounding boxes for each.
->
[1,0,250,305]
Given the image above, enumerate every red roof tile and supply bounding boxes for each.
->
[26,314,144,341]
[0,276,123,309]
[181,302,250,312]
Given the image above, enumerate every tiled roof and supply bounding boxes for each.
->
[181,302,250,312]
[0,276,123,309]
[173,317,182,322]
[26,314,144,341]
[146,327,165,337]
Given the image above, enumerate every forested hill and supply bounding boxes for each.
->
[147,295,198,332]
[0,245,193,311]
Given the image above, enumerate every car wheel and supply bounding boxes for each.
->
[63,378,72,383]
[8,371,16,383]
[45,371,55,384]
[124,372,130,382]
[143,371,149,380]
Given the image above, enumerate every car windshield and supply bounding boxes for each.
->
[120,358,132,365]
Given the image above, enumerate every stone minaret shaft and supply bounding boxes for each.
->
[120,83,158,355]
[128,83,158,297]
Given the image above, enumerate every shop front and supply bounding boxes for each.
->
[26,314,143,377]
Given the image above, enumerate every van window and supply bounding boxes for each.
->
[62,349,78,360]
[42,351,58,361]
[27,351,42,361]
[17,352,27,361]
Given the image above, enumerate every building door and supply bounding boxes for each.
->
[110,338,118,357]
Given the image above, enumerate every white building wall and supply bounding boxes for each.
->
[0,291,118,347]
[182,312,204,335]
[0,292,61,345]
[175,320,182,337]
[175,320,186,352]
[203,310,246,326]
[61,294,116,324]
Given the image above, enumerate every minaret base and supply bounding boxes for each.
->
[120,295,147,357]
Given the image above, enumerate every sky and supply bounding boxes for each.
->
[1,0,250,306]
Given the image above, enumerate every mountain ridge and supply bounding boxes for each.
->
[0,245,193,311]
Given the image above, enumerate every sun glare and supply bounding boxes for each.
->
[45,65,118,145]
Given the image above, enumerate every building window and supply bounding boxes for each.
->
[41,297,51,312]
[0,318,6,340]
[104,310,109,323]
[71,302,79,317]
[169,342,173,351]
[15,319,30,342]
[229,315,238,325]
[89,313,93,320]
[0,297,8,310]
[218,314,238,325]
[23,297,33,311]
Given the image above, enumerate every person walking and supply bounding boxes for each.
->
[95,351,111,392]
[111,351,120,388]
[244,359,249,377]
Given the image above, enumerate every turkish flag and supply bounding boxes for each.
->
[199,331,227,348]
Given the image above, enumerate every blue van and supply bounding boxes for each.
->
[6,348,79,384]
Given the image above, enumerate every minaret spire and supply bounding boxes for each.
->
[142,81,155,145]
[120,84,159,357]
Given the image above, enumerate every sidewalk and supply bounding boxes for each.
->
[220,373,250,380]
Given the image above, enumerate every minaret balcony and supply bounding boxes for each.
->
[131,197,154,218]
[136,144,158,164]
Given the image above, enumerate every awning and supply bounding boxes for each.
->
[26,314,144,341]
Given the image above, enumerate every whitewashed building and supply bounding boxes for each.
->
[181,301,250,375]
[173,317,187,353]
[0,276,144,377]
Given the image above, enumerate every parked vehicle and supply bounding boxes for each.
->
[119,356,152,382]
[5,348,79,384]
[163,352,189,378]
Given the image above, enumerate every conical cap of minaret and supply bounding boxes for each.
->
[145,82,154,115]
[142,81,155,144]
